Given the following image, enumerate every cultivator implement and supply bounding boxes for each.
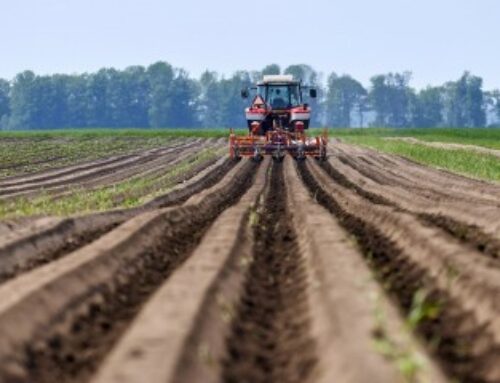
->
[229,127,327,161]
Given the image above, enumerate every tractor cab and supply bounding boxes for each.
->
[241,75,317,134]
[231,74,326,161]
[257,81,302,110]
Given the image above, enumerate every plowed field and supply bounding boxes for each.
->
[0,139,499,383]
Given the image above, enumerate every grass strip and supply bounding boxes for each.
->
[342,136,500,182]
[324,128,500,150]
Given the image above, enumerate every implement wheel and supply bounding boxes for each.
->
[272,155,284,163]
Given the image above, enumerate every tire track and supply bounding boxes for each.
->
[384,137,500,159]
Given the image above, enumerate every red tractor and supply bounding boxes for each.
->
[229,75,327,161]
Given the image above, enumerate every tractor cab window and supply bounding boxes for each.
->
[289,86,300,106]
[258,85,301,108]
[268,86,288,109]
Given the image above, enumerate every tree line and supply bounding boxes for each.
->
[0,62,499,130]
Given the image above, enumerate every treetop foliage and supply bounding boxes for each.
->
[0,62,498,130]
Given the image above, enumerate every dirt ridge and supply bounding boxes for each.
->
[0,140,498,382]
[0,156,233,285]
[0,159,257,383]
[299,159,500,382]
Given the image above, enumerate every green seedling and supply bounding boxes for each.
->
[248,208,260,228]
[372,294,426,382]
[407,289,441,330]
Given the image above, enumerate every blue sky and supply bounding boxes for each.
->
[1,0,499,89]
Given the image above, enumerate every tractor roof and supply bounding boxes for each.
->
[258,75,299,85]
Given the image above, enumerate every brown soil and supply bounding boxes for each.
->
[328,144,500,257]
[0,159,258,383]
[298,158,500,383]
[92,158,271,383]
[222,161,317,383]
[0,139,213,199]
[0,155,234,285]
[0,141,498,383]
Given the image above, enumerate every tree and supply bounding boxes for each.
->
[489,90,500,125]
[168,69,199,127]
[147,62,174,127]
[261,64,281,76]
[466,76,486,127]
[85,69,110,127]
[0,64,495,130]
[198,71,220,128]
[443,72,485,127]
[0,79,10,129]
[199,71,252,128]
[66,75,90,128]
[284,64,318,85]
[369,72,412,128]
[9,71,37,129]
[105,68,134,127]
[121,66,150,127]
[410,86,443,127]
[325,73,366,127]
[37,74,69,129]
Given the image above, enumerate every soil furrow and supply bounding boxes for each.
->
[418,213,500,259]
[322,159,500,258]
[0,158,258,383]
[0,140,205,198]
[0,156,234,285]
[332,144,500,201]
[44,139,223,202]
[285,157,447,383]
[336,151,500,206]
[53,139,211,193]
[322,156,500,258]
[0,138,188,186]
[0,153,138,186]
[299,159,500,383]
[0,138,497,383]
[91,158,271,383]
[222,160,317,383]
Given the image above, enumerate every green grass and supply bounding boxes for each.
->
[325,127,500,150]
[0,128,234,140]
[318,127,499,182]
[372,294,425,382]
[407,289,441,331]
[342,136,500,182]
